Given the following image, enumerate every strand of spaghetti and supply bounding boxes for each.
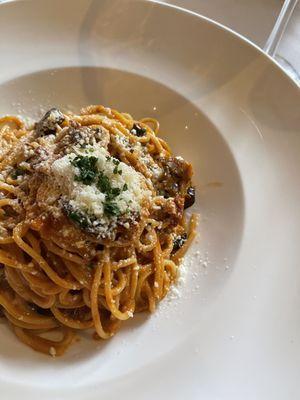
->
[25,231,41,253]
[111,140,151,178]
[13,326,75,356]
[103,257,133,321]
[82,288,91,307]
[129,249,139,301]
[161,234,174,258]
[157,137,172,154]
[55,301,86,309]
[0,291,55,325]
[0,116,24,129]
[136,227,158,253]
[110,109,133,127]
[172,214,198,264]
[0,249,34,272]
[164,259,178,280]
[121,112,133,120]
[153,235,164,300]
[149,132,164,153]
[81,105,133,133]
[0,198,22,212]
[58,290,85,308]
[135,264,152,307]
[112,256,136,270]
[46,233,91,256]
[143,281,156,312]
[139,117,160,134]
[91,262,112,339]
[51,306,94,330]
[81,105,132,129]
[0,131,35,171]
[43,240,86,265]
[5,267,33,302]
[112,270,128,296]
[4,311,58,330]
[75,113,132,139]
[0,181,17,194]
[21,271,62,295]
[5,267,56,308]
[13,224,81,290]
[97,269,127,296]
[162,270,171,298]
[5,176,21,186]
[63,259,92,289]
[0,237,15,244]
[128,265,138,311]
[80,105,114,118]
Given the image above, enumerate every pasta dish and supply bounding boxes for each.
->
[0,105,196,356]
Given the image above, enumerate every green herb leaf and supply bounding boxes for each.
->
[123,183,128,191]
[68,210,89,228]
[104,201,120,217]
[97,172,111,193]
[111,187,121,197]
[71,155,98,185]
[97,171,122,204]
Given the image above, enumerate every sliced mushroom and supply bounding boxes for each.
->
[35,108,65,136]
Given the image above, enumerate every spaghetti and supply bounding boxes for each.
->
[0,105,196,356]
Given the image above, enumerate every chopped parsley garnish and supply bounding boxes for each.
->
[112,159,123,175]
[68,153,130,221]
[68,210,89,229]
[131,123,146,137]
[97,174,122,199]
[96,167,128,216]
[71,155,98,185]
[104,201,121,217]
[110,187,121,197]
[97,172,111,193]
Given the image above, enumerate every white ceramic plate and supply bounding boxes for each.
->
[0,1,299,399]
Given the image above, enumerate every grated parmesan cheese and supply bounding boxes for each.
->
[49,346,56,357]
[51,145,152,235]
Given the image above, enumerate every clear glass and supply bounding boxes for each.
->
[264,0,300,85]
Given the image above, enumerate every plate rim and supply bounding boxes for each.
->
[148,0,299,90]
[0,0,298,91]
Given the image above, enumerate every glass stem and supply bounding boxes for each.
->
[264,0,299,57]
